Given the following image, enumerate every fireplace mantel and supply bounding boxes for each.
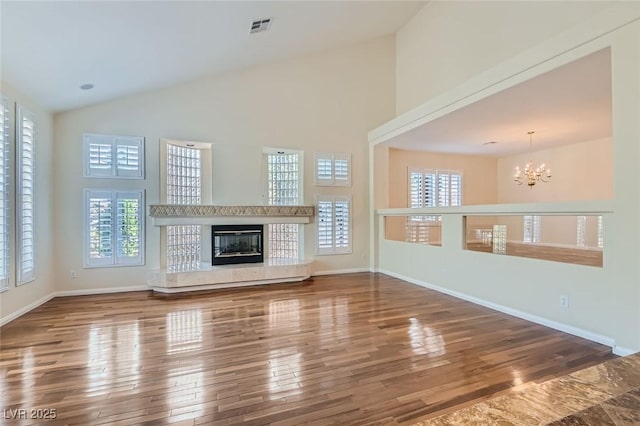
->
[149,204,315,226]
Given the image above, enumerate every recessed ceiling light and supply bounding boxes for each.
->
[482,141,498,145]
[80,83,94,90]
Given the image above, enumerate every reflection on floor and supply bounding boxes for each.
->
[414,353,640,425]
[466,242,603,267]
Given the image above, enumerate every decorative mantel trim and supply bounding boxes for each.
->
[149,204,315,226]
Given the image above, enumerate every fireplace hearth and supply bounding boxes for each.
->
[212,225,264,265]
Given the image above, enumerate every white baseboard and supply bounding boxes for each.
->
[613,346,637,357]
[312,268,370,276]
[377,268,616,349]
[1,285,150,326]
[0,293,56,327]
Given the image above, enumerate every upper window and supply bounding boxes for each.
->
[316,195,351,255]
[315,153,351,186]
[524,215,541,243]
[84,189,144,267]
[266,149,301,205]
[17,105,35,284]
[0,96,9,291]
[83,133,144,179]
[409,168,462,209]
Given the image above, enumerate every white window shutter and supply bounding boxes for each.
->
[317,198,334,254]
[316,195,352,255]
[115,137,144,178]
[334,196,351,252]
[0,96,9,290]
[315,152,351,187]
[333,154,351,186]
[84,189,144,267]
[115,191,144,265]
[315,153,334,185]
[84,133,144,179]
[84,134,114,177]
[17,105,35,284]
[409,170,423,209]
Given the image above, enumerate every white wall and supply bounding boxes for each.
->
[395,1,611,114]
[0,82,55,323]
[53,36,396,292]
[378,4,640,352]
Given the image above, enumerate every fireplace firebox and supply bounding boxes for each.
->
[212,225,264,265]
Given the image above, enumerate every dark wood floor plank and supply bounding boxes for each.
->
[0,273,615,425]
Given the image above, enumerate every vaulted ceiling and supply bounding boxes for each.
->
[1,1,424,112]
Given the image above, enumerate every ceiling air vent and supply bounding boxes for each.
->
[250,18,272,34]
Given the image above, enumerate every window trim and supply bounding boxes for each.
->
[316,194,352,256]
[83,133,145,179]
[16,104,35,285]
[83,188,145,268]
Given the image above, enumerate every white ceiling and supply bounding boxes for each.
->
[385,48,612,157]
[0,1,425,112]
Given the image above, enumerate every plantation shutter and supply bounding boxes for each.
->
[317,198,334,253]
[334,196,350,251]
[315,154,333,185]
[450,173,462,207]
[116,192,143,265]
[424,170,437,207]
[314,153,351,186]
[85,189,144,267]
[17,105,35,284]
[409,170,424,208]
[333,154,351,186]
[84,134,144,179]
[115,138,143,177]
[316,195,351,255]
[0,96,8,289]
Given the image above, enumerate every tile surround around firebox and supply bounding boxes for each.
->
[147,258,312,293]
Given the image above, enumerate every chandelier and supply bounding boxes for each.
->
[514,131,551,187]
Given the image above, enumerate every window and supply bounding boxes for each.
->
[17,105,35,284]
[265,149,302,259]
[166,143,202,271]
[316,195,351,255]
[0,96,8,291]
[577,215,587,247]
[84,189,144,267]
[409,169,461,223]
[84,133,144,179]
[314,153,351,186]
[409,169,462,209]
[523,215,541,243]
[597,215,604,249]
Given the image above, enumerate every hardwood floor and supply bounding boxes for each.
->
[466,242,603,267]
[0,273,614,425]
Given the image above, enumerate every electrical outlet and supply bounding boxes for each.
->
[560,295,569,308]
[71,270,77,279]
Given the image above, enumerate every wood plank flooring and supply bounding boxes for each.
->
[466,242,603,267]
[0,273,614,425]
